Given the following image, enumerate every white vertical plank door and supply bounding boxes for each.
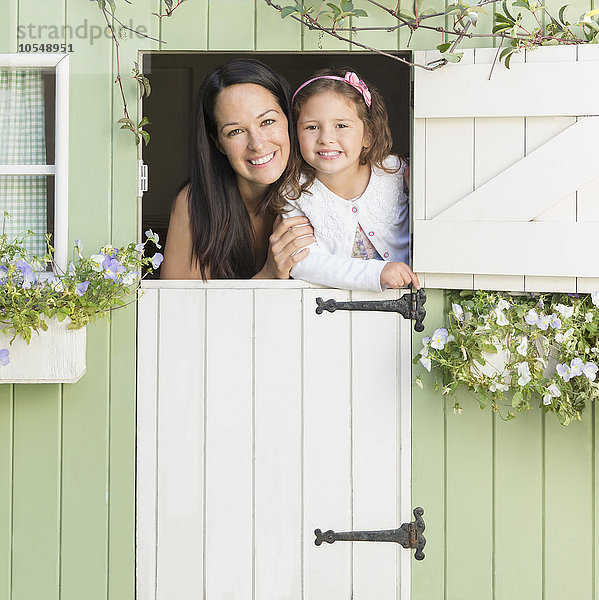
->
[136,281,414,600]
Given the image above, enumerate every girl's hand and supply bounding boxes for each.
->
[254,215,315,279]
[380,262,421,290]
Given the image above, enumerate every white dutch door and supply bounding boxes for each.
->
[137,280,413,600]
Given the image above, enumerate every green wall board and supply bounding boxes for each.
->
[208,0,255,50]
[160,0,209,50]
[0,386,12,600]
[12,385,61,600]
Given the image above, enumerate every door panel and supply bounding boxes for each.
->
[137,282,412,600]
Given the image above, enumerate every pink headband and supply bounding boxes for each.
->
[291,71,372,108]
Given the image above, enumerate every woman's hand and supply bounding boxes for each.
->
[254,215,315,279]
[380,262,421,290]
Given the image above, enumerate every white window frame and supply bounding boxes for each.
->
[0,53,69,271]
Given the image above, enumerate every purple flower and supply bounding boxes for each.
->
[0,348,9,366]
[151,252,163,269]
[556,363,571,382]
[76,281,90,296]
[549,314,562,330]
[16,259,36,289]
[103,258,125,282]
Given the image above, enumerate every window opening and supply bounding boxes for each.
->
[140,52,411,281]
[0,53,68,272]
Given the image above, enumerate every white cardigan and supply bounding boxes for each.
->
[284,156,410,292]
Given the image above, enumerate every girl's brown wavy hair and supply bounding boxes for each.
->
[289,67,397,197]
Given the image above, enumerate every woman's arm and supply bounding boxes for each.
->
[160,186,206,280]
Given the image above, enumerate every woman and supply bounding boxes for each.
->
[161,59,314,279]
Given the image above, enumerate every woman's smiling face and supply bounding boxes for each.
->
[214,83,290,202]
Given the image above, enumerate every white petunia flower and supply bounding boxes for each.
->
[452,303,465,322]
[586,312,594,323]
[555,304,574,319]
[525,309,539,326]
[495,309,509,327]
[517,362,531,386]
[542,383,561,405]
[490,381,510,393]
[419,356,432,372]
[497,299,511,311]
[430,328,449,350]
[516,336,528,357]
[583,361,598,381]
[591,291,599,308]
[90,253,105,272]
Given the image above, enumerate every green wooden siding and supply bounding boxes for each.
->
[1,1,597,599]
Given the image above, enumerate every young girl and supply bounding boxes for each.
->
[284,68,420,292]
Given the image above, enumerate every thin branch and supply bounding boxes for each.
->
[101,8,130,119]
[103,8,163,44]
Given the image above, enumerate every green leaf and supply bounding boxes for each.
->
[352,8,368,17]
[443,51,463,63]
[138,116,150,127]
[512,0,529,9]
[494,12,515,23]
[512,390,523,408]
[340,0,354,12]
[482,343,498,354]
[140,130,151,145]
[437,42,451,52]
[502,0,516,21]
[280,5,298,18]
[504,50,514,69]
[327,3,342,16]
[558,4,570,25]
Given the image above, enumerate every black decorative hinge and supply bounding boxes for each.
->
[314,507,426,560]
[315,288,426,332]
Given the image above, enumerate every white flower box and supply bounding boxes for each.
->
[0,318,86,384]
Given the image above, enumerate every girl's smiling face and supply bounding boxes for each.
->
[297,90,371,186]
[214,83,290,203]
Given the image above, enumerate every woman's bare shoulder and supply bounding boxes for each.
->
[161,185,205,279]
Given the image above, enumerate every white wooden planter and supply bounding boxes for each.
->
[0,317,86,384]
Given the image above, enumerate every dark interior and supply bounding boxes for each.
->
[140,52,411,277]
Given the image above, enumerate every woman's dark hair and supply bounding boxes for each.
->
[291,67,396,195]
[187,58,300,279]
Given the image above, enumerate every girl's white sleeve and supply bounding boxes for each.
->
[283,203,384,292]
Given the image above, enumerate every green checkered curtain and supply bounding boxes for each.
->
[0,70,47,257]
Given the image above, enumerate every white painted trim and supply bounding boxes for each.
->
[143,279,337,290]
[0,165,56,175]
[0,53,67,67]
[414,221,599,277]
[54,54,69,272]
[398,313,413,600]
[415,52,599,118]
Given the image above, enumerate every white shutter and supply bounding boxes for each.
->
[412,46,599,292]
